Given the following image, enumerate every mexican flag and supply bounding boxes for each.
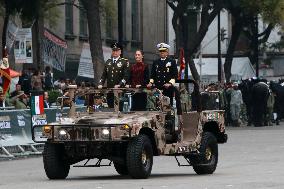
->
[31,95,44,115]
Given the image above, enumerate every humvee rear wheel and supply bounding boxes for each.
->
[43,143,70,179]
[126,134,153,179]
[113,161,128,175]
[192,132,218,175]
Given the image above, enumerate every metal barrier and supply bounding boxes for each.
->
[0,106,86,158]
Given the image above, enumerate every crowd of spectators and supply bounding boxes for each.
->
[0,66,92,110]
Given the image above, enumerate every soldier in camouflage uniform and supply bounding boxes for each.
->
[98,42,130,88]
[98,43,130,107]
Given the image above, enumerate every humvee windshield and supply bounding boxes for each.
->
[85,89,162,112]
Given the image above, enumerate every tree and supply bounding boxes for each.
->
[167,0,226,82]
[80,0,104,84]
[224,0,284,81]
[0,0,60,69]
[45,0,104,83]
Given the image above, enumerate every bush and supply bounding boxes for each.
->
[48,90,62,104]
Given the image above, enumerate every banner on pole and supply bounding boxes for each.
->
[77,43,94,78]
[14,28,33,64]
[77,43,112,78]
[42,28,67,71]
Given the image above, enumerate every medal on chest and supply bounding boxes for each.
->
[117,62,122,67]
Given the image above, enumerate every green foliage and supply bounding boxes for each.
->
[48,90,62,104]
[0,0,60,27]
[101,0,116,20]
[43,0,61,28]
[240,0,284,24]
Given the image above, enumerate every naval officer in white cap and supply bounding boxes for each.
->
[147,42,182,116]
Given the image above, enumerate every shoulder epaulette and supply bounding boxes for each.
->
[121,58,128,61]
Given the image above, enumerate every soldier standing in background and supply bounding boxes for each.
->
[230,82,243,127]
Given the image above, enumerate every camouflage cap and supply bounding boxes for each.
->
[93,92,103,98]
[111,42,122,50]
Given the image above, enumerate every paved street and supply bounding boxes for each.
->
[1,124,284,189]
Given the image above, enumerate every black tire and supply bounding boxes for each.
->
[113,161,128,175]
[126,134,153,179]
[43,143,70,179]
[192,132,218,175]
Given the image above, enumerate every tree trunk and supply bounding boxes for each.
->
[81,0,104,85]
[31,16,44,71]
[187,4,223,82]
[2,6,9,58]
[224,16,243,82]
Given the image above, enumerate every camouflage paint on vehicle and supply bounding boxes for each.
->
[37,86,226,156]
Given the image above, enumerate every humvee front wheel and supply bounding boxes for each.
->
[126,134,153,179]
[43,143,70,179]
[113,161,128,175]
[192,132,218,175]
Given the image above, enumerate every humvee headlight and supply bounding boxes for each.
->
[58,129,69,140]
[59,129,67,135]
[43,126,52,133]
[123,124,129,129]
[120,124,130,130]
[102,128,110,135]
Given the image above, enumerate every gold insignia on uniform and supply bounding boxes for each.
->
[167,68,170,72]
[117,62,122,67]
[127,62,129,67]
[169,79,175,84]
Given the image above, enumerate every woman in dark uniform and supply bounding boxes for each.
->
[128,50,149,110]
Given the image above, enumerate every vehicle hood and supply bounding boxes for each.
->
[75,111,159,125]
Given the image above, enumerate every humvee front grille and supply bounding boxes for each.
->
[32,124,129,143]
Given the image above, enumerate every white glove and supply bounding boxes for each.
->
[98,85,103,89]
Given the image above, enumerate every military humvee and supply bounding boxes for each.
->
[32,79,227,179]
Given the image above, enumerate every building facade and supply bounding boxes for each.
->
[47,0,168,80]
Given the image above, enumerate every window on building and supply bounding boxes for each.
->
[131,0,139,41]
[65,0,74,35]
[106,12,113,39]
[79,1,88,37]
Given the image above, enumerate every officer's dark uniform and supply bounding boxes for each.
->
[150,57,177,89]
[150,44,182,115]
[99,58,130,88]
[98,43,130,107]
